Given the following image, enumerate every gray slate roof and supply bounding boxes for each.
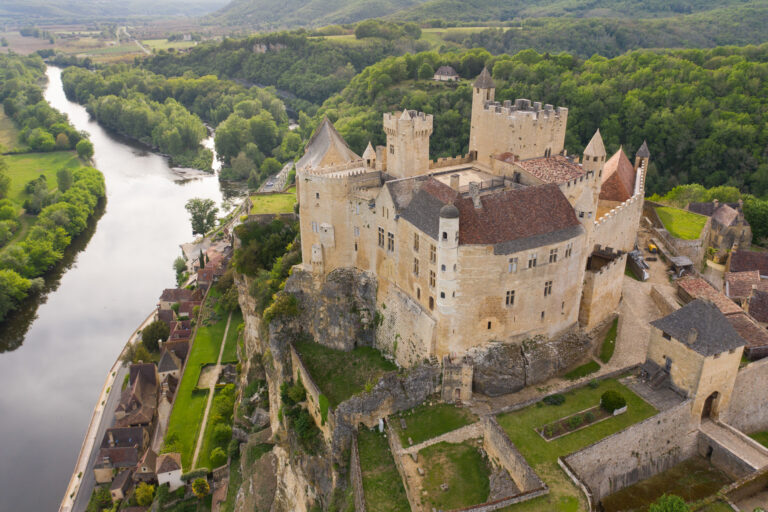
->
[435,65,458,77]
[636,140,650,158]
[474,67,495,89]
[650,299,746,356]
[296,117,360,171]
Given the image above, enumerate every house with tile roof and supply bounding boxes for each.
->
[115,363,158,429]
[94,427,149,483]
[295,69,649,364]
[433,65,459,81]
[156,453,183,491]
[687,199,752,251]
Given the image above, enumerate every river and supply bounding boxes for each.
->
[0,66,239,511]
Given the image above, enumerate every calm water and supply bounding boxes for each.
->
[0,66,239,511]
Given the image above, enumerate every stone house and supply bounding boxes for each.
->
[728,249,768,277]
[115,363,158,429]
[747,288,768,326]
[158,349,182,380]
[134,449,157,484]
[163,340,189,361]
[157,288,202,311]
[110,469,134,502]
[296,68,648,365]
[725,270,761,305]
[156,453,183,491]
[688,200,751,251]
[433,65,459,81]
[647,299,745,420]
[94,427,148,484]
[197,266,215,290]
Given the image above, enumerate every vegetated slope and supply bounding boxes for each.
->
[319,44,768,197]
[0,0,228,23]
[205,0,428,29]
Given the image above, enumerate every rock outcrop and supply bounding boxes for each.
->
[470,330,593,396]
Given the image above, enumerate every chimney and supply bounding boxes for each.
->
[686,328,698,346]
[450,174,460,191]
[108,430,115,447]
[713,199,719,208]
[469,182,482,209]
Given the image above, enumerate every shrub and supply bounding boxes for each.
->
[210,446,227,467]
[588,379,600,389]
[568,415,583,429]
[262,292,299,325]
[601,390,627,413]
[228,438,241,459]
[181,468,209,482]
[543,394,565,406]
[585,411,595,422]
[192,477,210,498]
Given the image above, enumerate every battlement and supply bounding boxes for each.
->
[429,154,473,170]
[482,98,568,121]
[382,110,434,137]
[302,159,367,178]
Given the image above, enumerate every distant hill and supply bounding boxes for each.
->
[206,0,757,29]
[0,0,229,23]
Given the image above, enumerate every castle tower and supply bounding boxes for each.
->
[362,141,376,169]
[634,140,650,171]
[469,68,495,158]
[436,204,459,314]
[582,129,606,176]
[382,109,433,178]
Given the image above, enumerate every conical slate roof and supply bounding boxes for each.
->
[474,67,495,89]
[296,117,360,171]
[583,129,606,157]
[636,140,650,158]
[362,142,375,160]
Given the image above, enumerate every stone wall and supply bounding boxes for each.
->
[563,401,698,503]
[591,192,644,253]
[724,357,768,433]
[644,200,711,265]
[375,284,435,367]
[290,346,334,442]
[469,329,593,396]
[650,285,680,316]
[483,417,545,493]
[350,436,366,512]
[697,428,755,480]
[579,252,626,330]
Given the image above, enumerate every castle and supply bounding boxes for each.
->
[296,68,648,366]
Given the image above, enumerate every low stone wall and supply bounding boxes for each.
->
[483,417,545,493]
[350,436,366,512]
[290,345,334,441]
[563,401,698,503]
[697,428,755,480]
[429,154,472,169]
[400,422,483,455]
[450,488,550,512]
[385,422,420,511]
[724,466,768,503]
[724,357,768,433]
[650,285,680,317]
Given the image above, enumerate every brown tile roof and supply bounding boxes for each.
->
[97,446,140,468]
[712,204,739,228]
[157,309,174,326]
[138,449,157,473]
[111,469,134,492]
[676,277,743,316]
[435,65,458,77]
[515,155,585,184]
[725,312,768,352]
[725,271,761,300]
[156,452,182,474]
[730,250,768,275]
[198,267,215,283]
[159,288,197,303]
[164,340,189,360]
[179,301,201,316]
[158,350,181,373]
[130,363,157,388]
[748,289,768,324]
[600,148,636,202]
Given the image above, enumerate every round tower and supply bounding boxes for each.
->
[469,67,495,158]
[436,204,459,313]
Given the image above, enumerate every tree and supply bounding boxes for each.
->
[192,478,210,499]
[134,482,155,507]
[0,157,9,199]
[199,249,205,269]
[185,198,218,236]
[133,344,152,364]
[210,446,227,467]
[141,320,169,352]
[0,269,32,322]
[261,157,281,176]
[56,168,73,192]
[76,139,94,160]
[649,494,689,512]
[418,62,434,80]
[55,132,70,149]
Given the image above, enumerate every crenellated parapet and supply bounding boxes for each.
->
[482,98,568,121]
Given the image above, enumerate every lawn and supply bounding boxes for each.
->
[599,318,619,364]
[293,339,396,407]
[419,441,490,510]
[357,428,410,512]
[164,300,228,469]
[221,308,242,363]
[495,379,657,511]
[0,110,21,150]
[655,206,708,240]
[249,189,296,215]
[564,361,600,381]
[749,431,768,448]
[392,402,477,446]
[5,151,83,208]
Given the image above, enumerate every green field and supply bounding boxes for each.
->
[5,151,83,208]
[142,38,198,51]
[249,187,297,215]
[293,339,396,407]
[392,402,477,446]
[495,379,657,511]
[0,110,20,150]
[357,428,410,512]
[164,299,228,470]
[655,206,708,240]
[420,441,490,510]
[564,361,601,381]
[221,308,242,363]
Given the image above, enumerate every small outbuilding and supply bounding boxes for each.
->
[156,452,183,491]
[433,65,459,82]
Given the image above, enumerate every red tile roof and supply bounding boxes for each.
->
[676,277,743,316]
[600,148,636,202]
[749,289,768,324]
[725,312,768,352]
[730,250,768,275]
[725,271,761,299]
[514,155,585,184]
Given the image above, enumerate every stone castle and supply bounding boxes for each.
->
[295,68,648,367]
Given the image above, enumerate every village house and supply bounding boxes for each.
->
[93,427,148,483]
[134,448,157,484]
[156,453,183,491]
[433,65,459,81]
[747,288,768,326]
[295,68,648,365]
[158,349,182,380]
[157,288,202,311]
[725,270,762,305]
[115,363,158,429]
[728,249,768,277]
[110,469,134,502]
[688,199,752,252]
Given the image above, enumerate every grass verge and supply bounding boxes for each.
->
[5,151,83,208]
[221,308,242,362]
[357,428,410,512]
[655,206,708,240]
[749,431,768,448]
[392,402,477,446]
[599,318,618,364]
[420,441,490,510]
[249,188,297,215]
[564,361,600,381]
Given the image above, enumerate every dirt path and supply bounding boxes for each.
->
[191,311,233,468]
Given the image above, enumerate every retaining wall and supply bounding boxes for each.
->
[483,417,545,493]
[350,436,366,512]
[724,357,768,433]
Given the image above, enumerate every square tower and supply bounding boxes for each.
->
[382,109,433,178]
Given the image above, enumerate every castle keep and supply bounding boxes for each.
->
[296,70,648,366]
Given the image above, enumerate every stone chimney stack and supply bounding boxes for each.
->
[686,328,698,346]
[450,174,460,191]
[469,182,482,209]
[713,199,719,208]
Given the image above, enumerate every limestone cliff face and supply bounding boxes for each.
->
[470,330,593,396]
[283,266,377,351]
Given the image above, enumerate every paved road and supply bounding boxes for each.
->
[71,364,127,512]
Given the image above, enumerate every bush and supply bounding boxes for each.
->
[601,390,627,413]
[585,411,595,422]
[543,394,565,406]
[568,414,583,429]
[228,438,241,459]
[181,468,209,482]
[210,446,227,467]
[588,379,600,389]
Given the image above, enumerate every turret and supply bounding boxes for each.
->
[470,68,495,158]
[362,141,376,169]
[437,204,459,313]
[382,109,433,178]
[635,140,650,171]
[582,129,606,176]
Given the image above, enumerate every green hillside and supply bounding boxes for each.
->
[0,0,228,23]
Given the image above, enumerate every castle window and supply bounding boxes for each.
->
[355,203,360,214]
[429,271,436,288]
[527,253,537,268]
[541,311,545,320]
[316,192,320,199]
[441,264,446,272]
[565,243,573,258]
[453,264,457,271]
[430,245,436,263]
[417,288,421,299]
[429,297,434,310]
[487,321,492,329]
[354,242,358,252]
[311,221,318,233]
[387,232,395,252]
[455,231,459,241]
[440,291,445,299]
[413,233,419,252]
[389,144,394,154]
[505,290,515,306]
[413,258,420,276]
[549,248,558,263]
[442,231,447,240]
[508,257,518,273]
[378,227,385,248]
[544,280,553,297]
[579,211,585,218]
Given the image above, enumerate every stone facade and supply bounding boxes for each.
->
[579,248,626,330]
[724,357,768,433]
